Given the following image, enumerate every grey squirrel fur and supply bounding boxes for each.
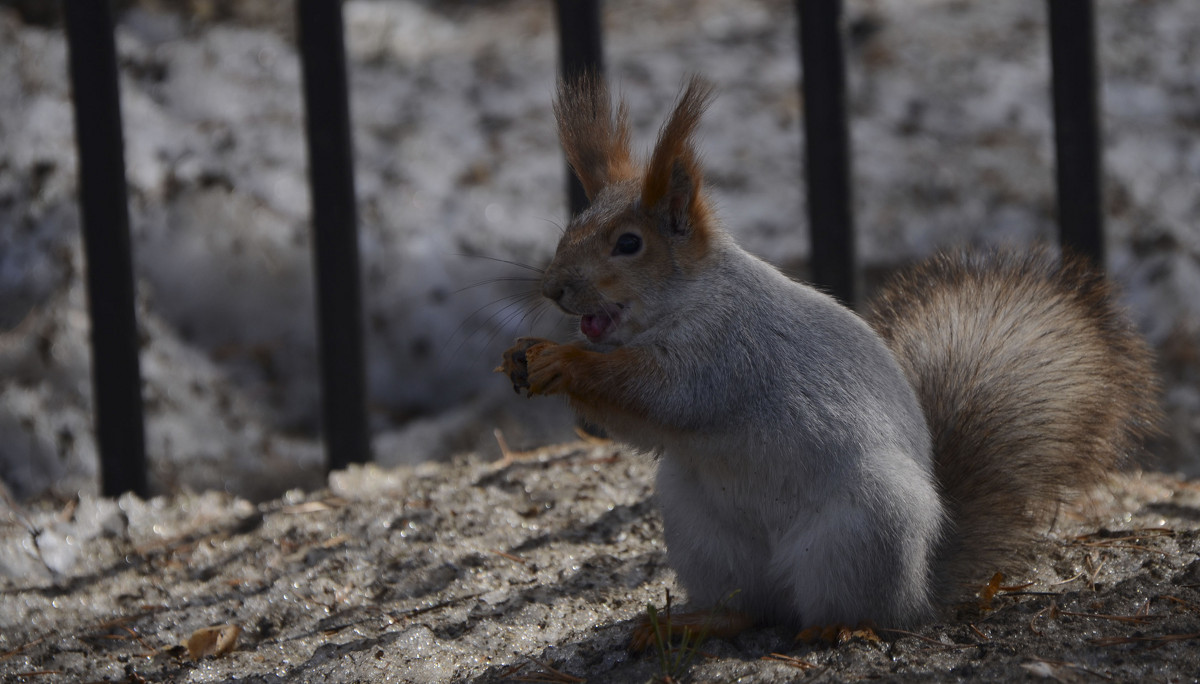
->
[499,75,1160,629]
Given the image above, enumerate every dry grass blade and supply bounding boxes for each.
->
[497,662,528,678]
[1055,609,1159,625]
[1050,570,1086,586]
[1090,632,1200,648]
[4,606,167,665]
[1160,595,1200,612]
[1029,602,1057,636]
[0,636,47,663]
[492,549,527,564]
[509,657,586,683]
[573,425,611,445]
[1074,528,1175,542]
[490,430,601,471]
[1079,542,1169,555]
[1073,528,1175,556]
[761,653,818,670]
[492,428,519,469]
[118,625,155,656]
[392,591,484,621]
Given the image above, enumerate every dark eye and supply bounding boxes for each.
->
[612,232,642,256]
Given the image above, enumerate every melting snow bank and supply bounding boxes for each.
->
[2,443,1200,682]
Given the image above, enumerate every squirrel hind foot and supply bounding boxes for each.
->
[628,608,756,654]
[795,621,881,647]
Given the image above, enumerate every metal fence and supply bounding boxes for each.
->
[62,0,1105,497]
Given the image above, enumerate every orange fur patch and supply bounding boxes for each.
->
[554,74,638,200]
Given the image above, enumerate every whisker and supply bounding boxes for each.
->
[451,277,541,296]
[448,291,543,356]
[496,306,535,339]
[449,290,538,342]
[527,302,568,339]
[452,252,545,275]
[482,299,547,350]
[538,216,568,237]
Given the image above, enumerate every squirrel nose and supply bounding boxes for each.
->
[541,278,564,302]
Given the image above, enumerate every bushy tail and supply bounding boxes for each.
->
[866,248,1161,592]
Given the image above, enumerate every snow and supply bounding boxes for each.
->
[0,0,1198,502]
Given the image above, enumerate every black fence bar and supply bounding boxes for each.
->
[796,0,856,305]
[63,0,149,498]
[1047,0,1105,265]
[554,0,604,216]
[296,0,370,470]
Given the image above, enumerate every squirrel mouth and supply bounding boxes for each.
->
[580,310,619,342]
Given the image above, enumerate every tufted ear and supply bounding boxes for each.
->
[554,74,637,201]
[640,76,714,236]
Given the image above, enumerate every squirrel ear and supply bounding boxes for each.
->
[656,160,695,236]
[641,76,714,236]
[555,74,636,201]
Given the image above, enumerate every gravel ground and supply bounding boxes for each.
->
[1,0,1198,502]
[3,441,1199,682]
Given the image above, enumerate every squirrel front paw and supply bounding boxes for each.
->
[497,337,543,394]
[498,338,568,397]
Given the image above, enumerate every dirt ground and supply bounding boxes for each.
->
[3,440,1199,683]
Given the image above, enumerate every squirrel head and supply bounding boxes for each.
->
[542,75,718,345]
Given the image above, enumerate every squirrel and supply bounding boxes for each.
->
[499,75,1161,636]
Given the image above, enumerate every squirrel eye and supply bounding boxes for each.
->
[613,232,642,256]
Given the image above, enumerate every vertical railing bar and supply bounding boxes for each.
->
[554,0,605,216]
[296,0,371,470]
[63,0,149,498]
[796,0,856,306]
[1047,0,1105,266]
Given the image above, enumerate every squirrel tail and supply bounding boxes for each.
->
[866,248,1161,593]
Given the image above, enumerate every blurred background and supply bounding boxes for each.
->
[1,0,1197,502]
